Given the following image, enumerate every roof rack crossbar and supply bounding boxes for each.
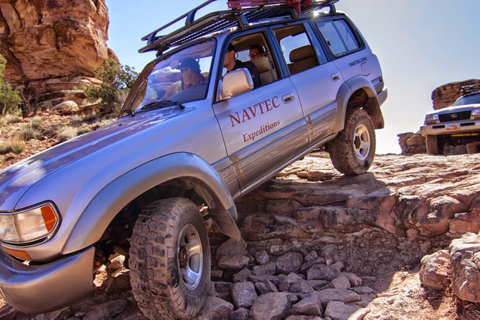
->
[139,0,339,54]
[141,0,217,43]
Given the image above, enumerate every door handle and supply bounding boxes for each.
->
[282,93,295,104]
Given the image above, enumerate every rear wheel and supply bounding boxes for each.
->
[425,135,442,155]
[328,108,376,175]
[129,198,210,320]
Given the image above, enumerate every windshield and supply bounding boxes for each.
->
[453,93,480,106]
[123,40,215,113]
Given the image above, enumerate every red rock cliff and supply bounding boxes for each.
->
[0,0,112,109]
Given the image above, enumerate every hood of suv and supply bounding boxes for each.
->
[0,108,186,209]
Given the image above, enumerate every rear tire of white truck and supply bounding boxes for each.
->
[328,108,376,175]
[129,198,210,320]
[425,135,442,155]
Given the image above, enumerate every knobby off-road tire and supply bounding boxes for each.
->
[425,135,442,155]
[129,198,211,320]
[328,108,376,175]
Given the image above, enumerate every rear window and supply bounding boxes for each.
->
[316,19,360,57]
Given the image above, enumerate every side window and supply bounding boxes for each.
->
[225,33,278,87]
[273,24,322,75]
[317,19,360,57]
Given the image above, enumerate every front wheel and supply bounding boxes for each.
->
[129,198,211,320]
[425,135,442,155]
[327,108,376,175]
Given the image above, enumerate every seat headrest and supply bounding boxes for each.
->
[251,56,271,73]
[289,46,314,63]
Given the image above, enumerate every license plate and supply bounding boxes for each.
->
[446,124,458,131]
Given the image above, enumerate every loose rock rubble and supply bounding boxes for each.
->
[1,153,480,320]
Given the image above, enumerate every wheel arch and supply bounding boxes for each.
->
[333,76,385,132]
[62,153,240,255]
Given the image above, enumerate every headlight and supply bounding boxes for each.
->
[424,114,439,125]
[0,203,59,244]
[472,109,480,119]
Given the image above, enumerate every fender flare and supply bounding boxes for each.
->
[62,153,240,254]
[332,76,383,132]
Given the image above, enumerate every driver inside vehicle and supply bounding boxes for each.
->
[162,57,206,99]
[178,58,206,89]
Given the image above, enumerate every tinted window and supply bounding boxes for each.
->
[317,19,360,57]
[273,24,321,75]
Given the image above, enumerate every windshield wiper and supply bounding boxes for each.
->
[140,100,185,111]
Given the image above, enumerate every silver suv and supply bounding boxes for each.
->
[421,84,480,154]
[0,1,387,318]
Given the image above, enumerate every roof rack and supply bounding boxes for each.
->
[139,0,339,55]
[461,84,480,95]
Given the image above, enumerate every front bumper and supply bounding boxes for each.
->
[420,120,480,137]
[0,246,94,314]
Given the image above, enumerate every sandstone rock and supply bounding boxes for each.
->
[450,232,480,302]
[324,301,362,320]
[250,292,290,320]
[290,295,323,317]
[253,249,270,264]
[255,280,278,294]
[276,251,304,274]
[83,299,127,320]
[340,272,363,287]
[307,264,340,281]
[432,79,480,110]
[419,249,450,290]
[0,0,112,108]
[231,281,258,308]
[212,281,232,302]
[310,289,361,304]
[233,268,253,283]
[215,237,248,260]
[196,297,234,320]
[252,261,276,276]
[230,307,251,320]
[218,254,250,270]
[329,275,351,290]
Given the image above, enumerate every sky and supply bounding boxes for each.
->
[105,0,480,154]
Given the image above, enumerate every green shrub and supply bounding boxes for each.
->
[0,54,22,115]
[83,58,138,114]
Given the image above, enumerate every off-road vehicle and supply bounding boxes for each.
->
[421,84,480,154]
[0,0,387,318]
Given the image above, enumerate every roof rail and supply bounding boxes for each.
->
[461,84,480,95]
[139,0,339,55]
[227,0,337,15]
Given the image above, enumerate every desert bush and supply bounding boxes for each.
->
[0,54,22,115]
[57,126,77,143]
[9,137,25,154]
[30,116,42,130]
[3,113,22,124]
[19,123,40,141]
[0,140,10,154]
[83,58,138,114]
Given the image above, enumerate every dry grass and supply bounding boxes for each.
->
[0,110,116,170]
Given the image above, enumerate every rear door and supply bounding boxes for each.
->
[212,31,308,192]
[272,22,341,144]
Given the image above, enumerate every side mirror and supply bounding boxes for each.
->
[219,68,254,100]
